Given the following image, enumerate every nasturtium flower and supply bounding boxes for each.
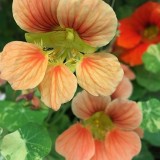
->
[112,64,135,99]
[13,0,117,47]
[116,2,160,66]
[55,91,142,160]
[0,0,123,110]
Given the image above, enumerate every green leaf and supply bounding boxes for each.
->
[133,142,154,160]
[143,44,160,74]
[138,99,160,132]
[1,123,52,160]
[0,101,49,131]
[144,131,160,147]
[134,66,160,92]
[117,5,134,19]
[25,28,97,54]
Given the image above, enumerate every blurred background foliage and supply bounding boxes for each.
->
[0,0,160,160]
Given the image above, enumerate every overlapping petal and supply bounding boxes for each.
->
[57,0,117,47]
[55,123,95,160]
[13,0,117,47]
[0,41,48,90]
[76,53,123,96]
[121,64,135,80]
[111,77,133,99]
[91,140,109,160]
[117,18,141,49]
[105,129,141,160]
[106,99,142,130]
[120,43,149,66]
[13,0,60,32]
[39,64,77,110]
[72,90,111,120]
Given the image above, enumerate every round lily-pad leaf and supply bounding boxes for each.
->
[138,99,160,132]
[143,44,160,74]
[0,101,48,131]
[1,123,52,160]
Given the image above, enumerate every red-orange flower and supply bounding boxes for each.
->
[116,2,160,66]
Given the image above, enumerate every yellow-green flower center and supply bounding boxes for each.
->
[143,25,159,40]
[83,111,114,141]
[25,28,97,71]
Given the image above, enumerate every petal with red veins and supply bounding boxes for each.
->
[111,77,133,99]
[105,129,141,160]
[72,90,111,120]
[13,0,60,32]
[0,41,48,90]
[57,0,117,47]
[76,53,123,96]
[91,140,109,160]
[106,99,142,130]
[39,64,77,110]
[55,123,95,160]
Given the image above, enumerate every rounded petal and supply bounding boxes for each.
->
[57,0,117,47]
[117,18,141,49]
[120,43,149,66]
[39,64,77,110]
[55,123,95,160]
[0,41,48,90]
[76,53,124,96]
[121,64,135,80]
[106,99,142,130]
[91,140,109,160]
[111,77,133,99]
[134,128,144,139]
[132,2,158,28]
[72,90,111,120]
[13,0,60,32]
[105,129,141,160]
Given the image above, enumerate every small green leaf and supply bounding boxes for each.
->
[133,142,154,160]
[1,123,52,160]
[138,99,160,132]
[144,131,160,147]
[0,101,48,131]
[143,44,160,74]
[134,66,160,92]
[25,28,97,54]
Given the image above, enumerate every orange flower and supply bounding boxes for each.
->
[0,0,123,110]
[116,2,160,66]
[55,91,142,160]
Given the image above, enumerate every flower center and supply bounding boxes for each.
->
[83,111,114,141]
[143,25,159,40]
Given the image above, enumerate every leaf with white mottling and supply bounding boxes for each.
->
[143,44,160,74]
[1,123,52,160]
[0,101,48,131]
[138,99,160,132]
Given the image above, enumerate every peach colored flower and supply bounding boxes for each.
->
[112,64,135,99]
[0,0,124,110]
[56,90,142,160]
[13,0,117,47]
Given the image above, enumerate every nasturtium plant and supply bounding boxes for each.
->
[134,66,160,92]
[0,101,48,131]
[138,99,160,132]
[0,123,52,160]
[143,44,160,74]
